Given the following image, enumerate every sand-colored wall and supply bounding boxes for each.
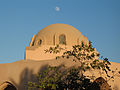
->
[25,45,98,61]
[25,45,72,60]
[0,59,120,90]
[26,23,89,61]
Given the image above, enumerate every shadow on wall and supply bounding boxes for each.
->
[5,63,118,90]
[10,64,50,90]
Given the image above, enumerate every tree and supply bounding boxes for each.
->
[45,41,111,77]
[28,41,119,90]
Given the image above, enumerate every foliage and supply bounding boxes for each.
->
[28,65,64,90]
[44,45,64,54]
[63,68,92,90]
[28,41,120,90]
[28,65,92,90]
[45,41,111,76]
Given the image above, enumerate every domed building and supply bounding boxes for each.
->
[25,23,89,60]
[0,24,120,90]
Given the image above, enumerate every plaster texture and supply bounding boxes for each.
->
[25,23,89,60]
[0,59,120,90]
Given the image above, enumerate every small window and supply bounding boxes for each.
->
[59,34,66,45]
[38,39,42,45]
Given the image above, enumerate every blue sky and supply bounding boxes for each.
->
[0,0,120,63]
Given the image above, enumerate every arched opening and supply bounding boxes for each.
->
[0,81,17,90]
[38,39,42,45]
[59,34,66,45]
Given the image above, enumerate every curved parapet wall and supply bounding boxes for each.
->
[0,59,120,90]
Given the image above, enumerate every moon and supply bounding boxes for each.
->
[55,6,60,11]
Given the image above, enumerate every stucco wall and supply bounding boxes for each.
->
[0,59,120,90]
[26,23,89,61]
[25,45,98,61]
[25,45,73,60]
